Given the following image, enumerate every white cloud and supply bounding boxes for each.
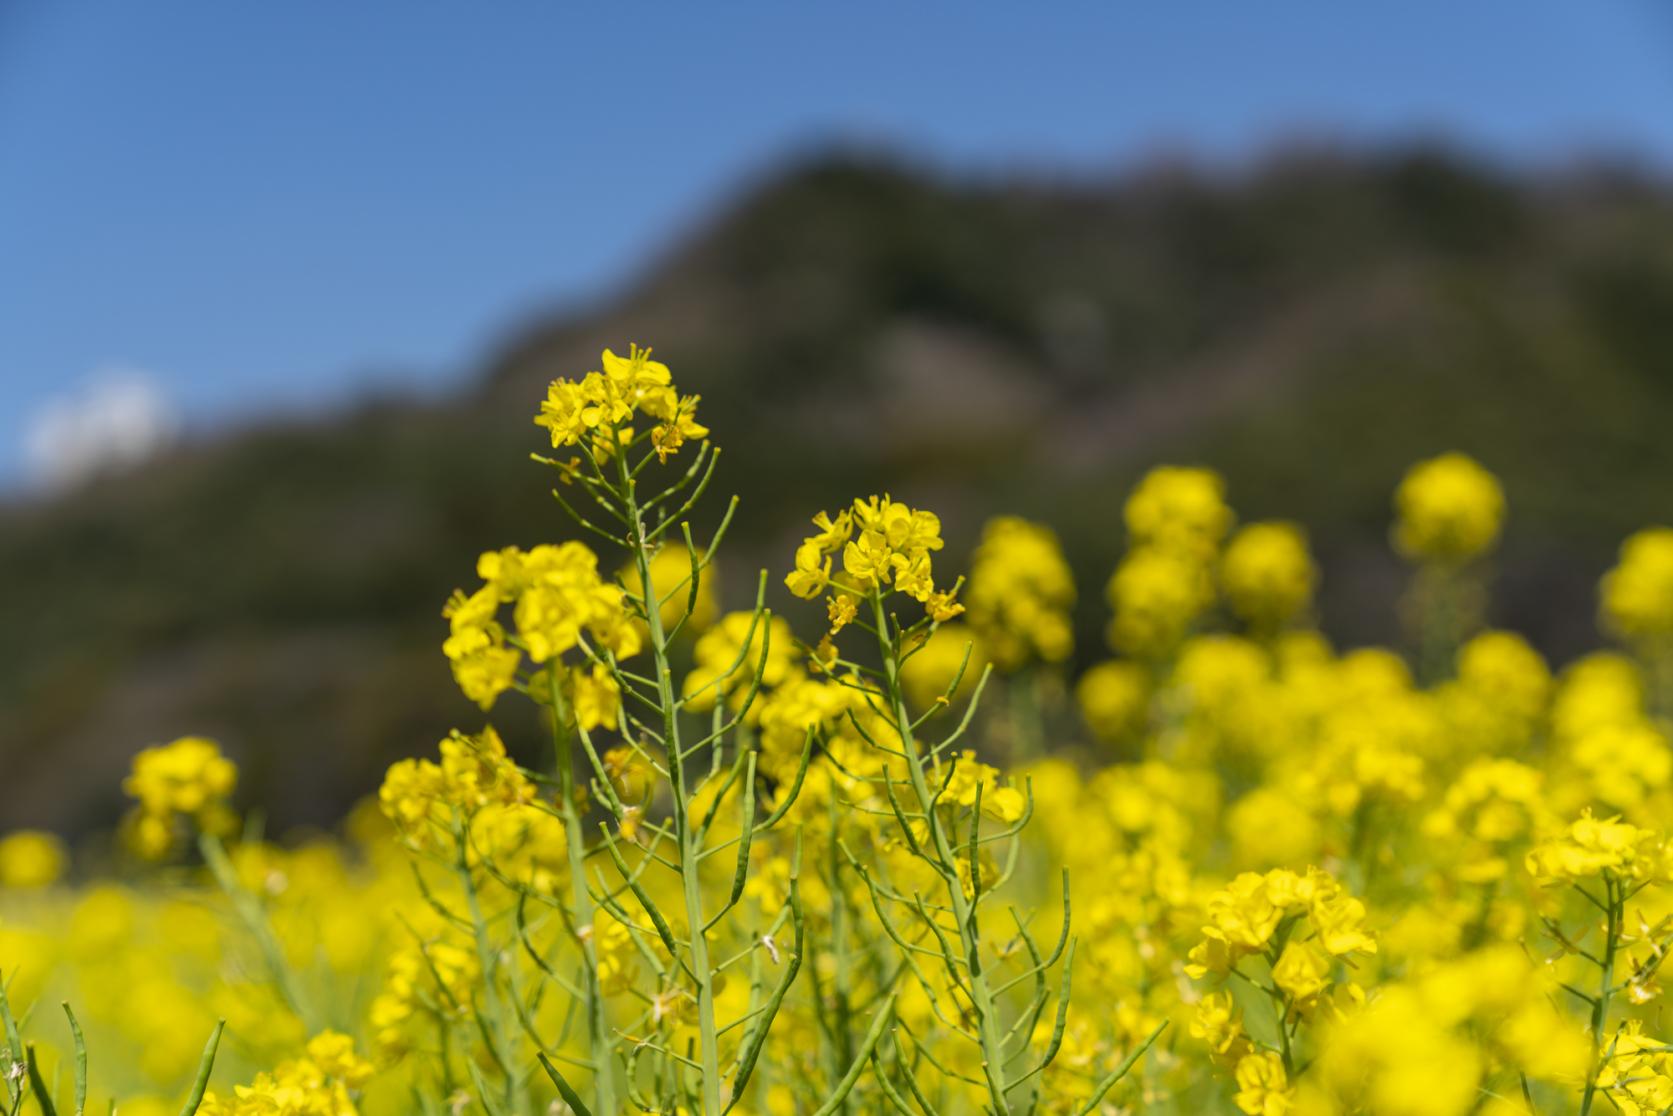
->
[23,368,182,491]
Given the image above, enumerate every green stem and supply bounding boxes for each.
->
[618,449,724,1116]
[872,590,1013,1114]
[1008,670,1043,765]
[548,677,619,1116]
[198,834,316,1030]
[827,791,855,1110]
[456,829,523,1116]
[1579,877,1622,1116]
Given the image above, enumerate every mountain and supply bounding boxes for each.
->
[7,147,1673,834]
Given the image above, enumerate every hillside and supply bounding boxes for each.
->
[7,147,1673,834]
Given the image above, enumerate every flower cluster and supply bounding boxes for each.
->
[198,1031,373,1116]
[1392,451,1505,564]
[1186,866,1376,983]
[1294,947,1587,1116]
[534,344,708,463]
[1221,520,1317,630]
[1601,526,1673,642]
[1525,810,1673,885]
[1124,465,1234,556]
[442,542,639,710]
[784,495,963,620]
[1103,466,1230,658]
[963,515,1075,670]
[367,932,479,1061]
[0,830,67,888]
[376,725,553,865]
[15,367,1673,1116]
[121,736,238,859]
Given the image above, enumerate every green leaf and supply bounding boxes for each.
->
[175,1020,225,1116]
[61,1004,86,1116]
[538,1052,594,1116]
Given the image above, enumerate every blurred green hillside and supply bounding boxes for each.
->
[7,148,1673,834]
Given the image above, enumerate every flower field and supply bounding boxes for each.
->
[4,346,1673,1116]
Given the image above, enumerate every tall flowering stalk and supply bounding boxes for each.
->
[1528,812,1673,1116]
[382,344,847,1115]
[784,497,1152,1114]
[1392,452,1505,684]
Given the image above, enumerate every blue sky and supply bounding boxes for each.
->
[3,2,1673,486]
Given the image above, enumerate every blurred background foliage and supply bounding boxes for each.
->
[6,147,1673,833]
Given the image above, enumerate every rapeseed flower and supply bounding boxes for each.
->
[1602,527,1673,642]
[1221,520,1317,630]
[1393,452,1505,564]
[0,830,67,888]
[964,515,1076,669]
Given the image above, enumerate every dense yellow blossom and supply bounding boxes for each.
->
[535,344,708,462]
[1106,546,1213,657]
[1075,659,1150,747]
[14,382,1673,1116]
[199,1031,372,1116]
[1525,810,1672,885]
[1221,520,1316,629]
[123,736,237,818]
[442,540,641,710]
[1601,526,1673,642]
[964,515,1076,669]
[120,736,238,859]
[1393,451,1505,563]
[786,495,951,607]
[1186,867,1375,980]
[1124,465,1233,556]
[0,830,67,888]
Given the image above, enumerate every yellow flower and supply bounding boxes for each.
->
[1227,788,1320,870]
[940,751,1025,823]
[1222,521,1316,629]
[535,344,706,462]
[470,801,568,894]
[1124,465,1233,557]
[1233,1051,1290,1116]
[123,736,237,818]
[926,589,965,622]
[790,495,951,613]
[378,726,533,853]
[444,540,643,709]
[1105,547,1213,657]
[1392,452,1505,563]
[1191,990,1251,1065]
[568,662,622,732]
[1188,867,1373,980]
[1597,1020,1673,1116]
[964,516,1076,670]
[785,540,832,599]
[1075,660,1150,747]
[1601,527,1673,642]
[826,592,858,634]
[1311,894,1377,957]
[442,585,520,709]
[199,1029,373,1115]
[1526,810,1672,885]
[120,736,238,859]
[0,830,67,888]
[1272,940,1332,1009]
[1304,986,1483,1116]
